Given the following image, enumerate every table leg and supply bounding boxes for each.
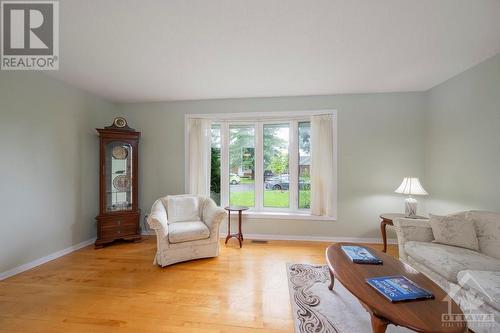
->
[328,269,335,290]
[381,220,388,253]
[370,313,388,333]
[238,211,243,248]
[225,210,231,244]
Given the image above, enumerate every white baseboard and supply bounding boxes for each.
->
[222,233,397,244]
[0,238,96,281]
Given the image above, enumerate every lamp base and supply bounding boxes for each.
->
[405,197,418,218]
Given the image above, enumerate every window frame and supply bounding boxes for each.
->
[185,110,337,220]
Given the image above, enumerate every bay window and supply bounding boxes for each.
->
[186,110,336,219]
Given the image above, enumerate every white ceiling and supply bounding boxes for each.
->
[48,0,500,102]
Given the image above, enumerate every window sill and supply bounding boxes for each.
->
[242,211,336,221]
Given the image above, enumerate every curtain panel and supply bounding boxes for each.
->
[187,118,211,196]
[310,114,335,217]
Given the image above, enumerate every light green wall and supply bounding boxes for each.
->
[425,53,500,214]
[115,92,427,239]
[0,72,114,273]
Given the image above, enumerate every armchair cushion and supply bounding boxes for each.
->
[168,221,210,244]
[404,241,500,283]
[167,195,201,223]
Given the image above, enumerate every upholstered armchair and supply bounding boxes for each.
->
[147,195,226,266]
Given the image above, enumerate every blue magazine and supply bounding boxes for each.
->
[341,246,383,264]
[366,275,434,302]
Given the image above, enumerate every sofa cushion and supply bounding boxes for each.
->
[457,270,500,311]
[429,214,479,251]
[166,195,201,223]
[168,221,210,244]
[467,211,500,260]
[404,241,500,283]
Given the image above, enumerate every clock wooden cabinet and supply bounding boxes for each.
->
[95,120,141,248]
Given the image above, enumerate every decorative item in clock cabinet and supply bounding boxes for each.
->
[95,117,141,248]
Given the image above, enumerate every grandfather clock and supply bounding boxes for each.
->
[95,117,141,248]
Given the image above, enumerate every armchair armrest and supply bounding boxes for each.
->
[147,199,168,237]
[393,217,433,261]
[202,198,226,236]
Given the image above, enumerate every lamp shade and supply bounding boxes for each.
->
[394,177,428,196]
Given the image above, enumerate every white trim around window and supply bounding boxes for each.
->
[185,109,337,220]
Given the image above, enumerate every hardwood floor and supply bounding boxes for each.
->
[0,237,398,332]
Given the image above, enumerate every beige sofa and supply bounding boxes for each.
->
[394,211,500,333]
[147,195,226,267]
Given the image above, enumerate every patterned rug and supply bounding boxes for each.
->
[286,263,414,333]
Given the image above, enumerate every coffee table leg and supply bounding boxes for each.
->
[238,211,243,248]
[225,211,231,244]
[370,314,388,333]
[328,269,335,290]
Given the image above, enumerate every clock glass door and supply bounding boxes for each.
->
[105,141,133,212]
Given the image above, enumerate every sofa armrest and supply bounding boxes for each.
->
[393,218,433,261]
[202,198,226,236]
[147,199,168,237]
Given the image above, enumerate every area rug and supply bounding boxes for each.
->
[287,263,415,333]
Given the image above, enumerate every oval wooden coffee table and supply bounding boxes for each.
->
[326,243,466,333]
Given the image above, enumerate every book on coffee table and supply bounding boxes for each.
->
[341,245,383,264]
[366,275,434,302]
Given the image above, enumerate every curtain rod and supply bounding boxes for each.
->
[185,110,336,121]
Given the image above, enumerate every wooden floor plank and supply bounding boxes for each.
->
[0,237,398,332]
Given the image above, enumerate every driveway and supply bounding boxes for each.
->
[230,183,254,192]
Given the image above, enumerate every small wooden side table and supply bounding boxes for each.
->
[224,206,248,248]
[380,213,426,252]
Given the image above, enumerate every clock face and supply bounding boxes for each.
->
[112,146,128,160]
[113,117,127,128]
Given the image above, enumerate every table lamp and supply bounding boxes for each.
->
[394,177,428,218]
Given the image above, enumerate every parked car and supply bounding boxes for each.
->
[264,174,311,190]
[265,175,289,190]
[230,173,241,185]
[264,170,274,180]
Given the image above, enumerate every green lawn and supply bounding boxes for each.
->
[230,191,255,206]
[299,190,311,209]
[230,190,310,209]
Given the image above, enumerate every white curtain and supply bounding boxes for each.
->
[310,114,335,217]
[187,118,211,196]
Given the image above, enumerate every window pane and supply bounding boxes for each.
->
[263,123,289,208]
[298,122,311,209]
[229,125,255,207]
[210,125,221,205]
